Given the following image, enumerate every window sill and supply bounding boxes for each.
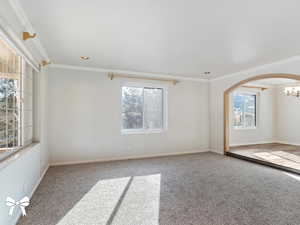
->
[122,129,165,135]
[233,127,257,130]
[0,142,40,171]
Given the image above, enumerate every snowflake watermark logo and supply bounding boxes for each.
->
[6,196,30,216]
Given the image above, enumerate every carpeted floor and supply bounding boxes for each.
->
[18,152,300,225]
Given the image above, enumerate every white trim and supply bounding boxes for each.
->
[210,55,300,82]
[231,91,258,130]
[0,143,40,171]
[50,149,210,166]
[50,64,209,82]
[233,127,257,131]
[274,81,300,88]
[13,164,49,225]
[121,129,165,135]
[243,83,273,89]
[9,0,49,61]
[233,89,262,95]
[30,165,49,198]
[275,141,300,147]
[230,141,276,147]
[121,81,169,89]
[120,82,168,133]
[51,55,300,83]
[210,149,224,155]
[0,20,39,71]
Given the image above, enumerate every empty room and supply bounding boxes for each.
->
[1,1,300,225]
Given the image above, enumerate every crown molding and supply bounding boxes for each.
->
[0,17,39,71]
[273,81,300,88]
[9,0,49,61]
[210,55,300,82]
[50,64,209,82]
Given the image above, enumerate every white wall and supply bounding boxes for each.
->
[0,144,45,225]
[0,68,49,225]
[210,56,300,154]
[47,67,210,164]
[0,1,49,223]
[276,87,300,145]
[229,87,276,146]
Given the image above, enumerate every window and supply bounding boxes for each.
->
[232,92,257,129]
[0,38,34,158]
[121,84,166,133]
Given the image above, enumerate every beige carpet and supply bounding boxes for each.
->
[18,152,300,225]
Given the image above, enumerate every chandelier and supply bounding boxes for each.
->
[284,86,300,97]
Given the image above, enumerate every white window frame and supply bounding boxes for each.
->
[232,90,258,130]
[0,45,23,151]
[120,82,168,135]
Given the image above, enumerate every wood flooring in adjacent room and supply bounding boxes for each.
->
[18,152,300,225]
[230,143,300,172]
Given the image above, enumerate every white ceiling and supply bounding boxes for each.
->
[19,0,300,79]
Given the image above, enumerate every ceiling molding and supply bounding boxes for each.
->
[240,84,271,89]
[0,17,39,71]
[210,55,300,82]
[51,64,209,82]
[274,81,300,88]
[9,0,50,61]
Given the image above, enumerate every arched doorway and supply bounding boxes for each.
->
[224,73,300,154]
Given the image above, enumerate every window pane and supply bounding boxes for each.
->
[233,93,244,128]
[0,78,20,148]
[0,130,6,148]
[144,88,163,129]
[233,92,256,128]
[244,94,256,127]
[122,87,143,129]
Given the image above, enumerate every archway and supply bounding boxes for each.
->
[224,73,300,154]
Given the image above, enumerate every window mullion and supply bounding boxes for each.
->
[243,99,246,128]
[5,84,8,148]
[142,87,145,130]
[255,95,257,127]
[20,59,24,146]
[121,84,166,134]
[13,87,15,146]
[162,89,164,129]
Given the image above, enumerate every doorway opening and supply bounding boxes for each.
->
[224,74,300,174]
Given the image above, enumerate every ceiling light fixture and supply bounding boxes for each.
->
[80,56,90,60]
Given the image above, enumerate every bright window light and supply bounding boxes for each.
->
[121,84,167,134]
[232,92,257,129]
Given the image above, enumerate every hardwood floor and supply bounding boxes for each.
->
[229,143,300,172]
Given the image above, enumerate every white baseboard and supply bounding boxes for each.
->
[274,141,300,147]
[230,141,300,148]
[230,141,276,147]
[50,149,210,166]
[29,164,49,198]
[209,149,224,154]
[13,164,49,225]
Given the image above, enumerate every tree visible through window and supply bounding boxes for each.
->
[0,39,22,149]
[0,38,34,160]
[0,79,21,148]
[122,85,164,132]
[233,92,256,129]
